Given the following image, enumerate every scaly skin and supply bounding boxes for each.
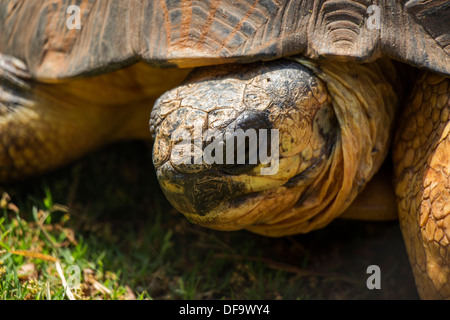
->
[0,55,191,181]
[393,73,450,299]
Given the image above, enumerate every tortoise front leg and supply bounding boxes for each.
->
[393,72,450,299]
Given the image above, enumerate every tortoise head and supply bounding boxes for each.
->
[150,59,339,233]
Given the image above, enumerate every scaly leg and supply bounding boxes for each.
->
[393,72,450,299]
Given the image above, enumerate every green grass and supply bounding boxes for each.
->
[0,141,420,300]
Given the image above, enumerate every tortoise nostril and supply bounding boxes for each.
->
[213,110,273,174]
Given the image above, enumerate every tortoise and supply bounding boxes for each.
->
[0,0,449,299]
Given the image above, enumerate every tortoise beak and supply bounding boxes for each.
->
[156,166,248,216]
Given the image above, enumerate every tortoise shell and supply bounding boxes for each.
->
[1,0,449,80]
